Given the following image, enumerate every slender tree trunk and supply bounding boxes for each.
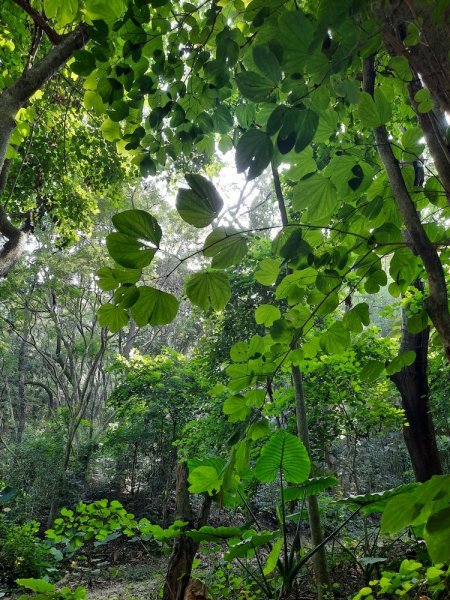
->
[162,463,212,600]
[16,305,31,443]
[272,165,331,598]
[292,366,331,599]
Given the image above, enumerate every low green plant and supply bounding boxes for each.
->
[0,517,55,584]
[16,578,86,599]
[353,560,450,599]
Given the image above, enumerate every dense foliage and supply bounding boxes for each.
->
[0,1,449,599]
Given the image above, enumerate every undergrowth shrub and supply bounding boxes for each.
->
[0,516,54,584]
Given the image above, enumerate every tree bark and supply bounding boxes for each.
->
[162,463,212,600]
[390,318,442,482]
[363,56,450,360]
[292,365,331,599]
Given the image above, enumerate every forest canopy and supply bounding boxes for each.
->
[0,1,449,599]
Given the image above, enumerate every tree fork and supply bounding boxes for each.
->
[363,56,450,360]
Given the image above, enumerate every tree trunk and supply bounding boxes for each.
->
[391,314,442,482]
[162,463,212,600]
[292,365,331,599]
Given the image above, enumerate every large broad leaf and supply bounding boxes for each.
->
[294,109,319,153]
[424,507,450,563]
[236,129,273,180]
[106,232,156,269]
[203,227,248,268]
[186,270,231,311]
[44,0,78,26]
[278,11,314,73]
[283,476,339,501]
[252,46,281,84]
[188,466,222,495]
[343,302,370,333]
[130,286,178,326]
[263,538,284,575]
[176,174,223,228]
[96,267,142,291]
[85,0,127,22]
[112,210,161,246]
[255,257,282,286]
[186,526,243,542]
[338,482,419,516]
[223,395,250,422]
[255,304,281,326]
[225,531,278,560]
[235,71,276,102]
[97,303,129,333]
[320,322,350,354]
[358,90,392,128]
[253,430,310,484]
[292,174,338,225]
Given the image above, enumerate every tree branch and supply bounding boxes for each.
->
[13,0,64,45]
[363,55,450,360]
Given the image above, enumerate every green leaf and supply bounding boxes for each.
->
[252,46,281,84]
[388,56,413,81]
[114,285,139,309]
[263,538,283,575]
[85,0,127,22]
[253,430,310,484]
[176,174,223,228]
[225,531,278,561]
[292,174,338,225]
[186,526,243,542]
[101,118,121,142]
[186,271,231,311]
[381,493,425,534]
[235,71,275,102]
[424,507,450,563]
[45,0,78,26]
[17,579,55,594]
[203,227,248,268]
[188,466,222,494]
[255,257,282,286]
[106,232,156,269]
[236,129,273,180]
[72,50,96,76]
[223,395,250,422]
[255,304,281,327]
[385,351,416,375]
[358,90,392,128]
[320,322,350,354]
[112,210,161,246]
[359,360,385,383]
[130,286,179,326]
[98,303,129,333]
[316,270,341,295]
[338,483,419,516]
[294,109,319,153]
[278,10,314,73]
[343,303,370,333]
[283,476,339,501]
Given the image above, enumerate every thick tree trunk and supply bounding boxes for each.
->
[163,463,212,600]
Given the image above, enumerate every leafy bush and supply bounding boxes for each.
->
[0,516,54,584]
[17,578,86,599]
[353,560,450,599]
